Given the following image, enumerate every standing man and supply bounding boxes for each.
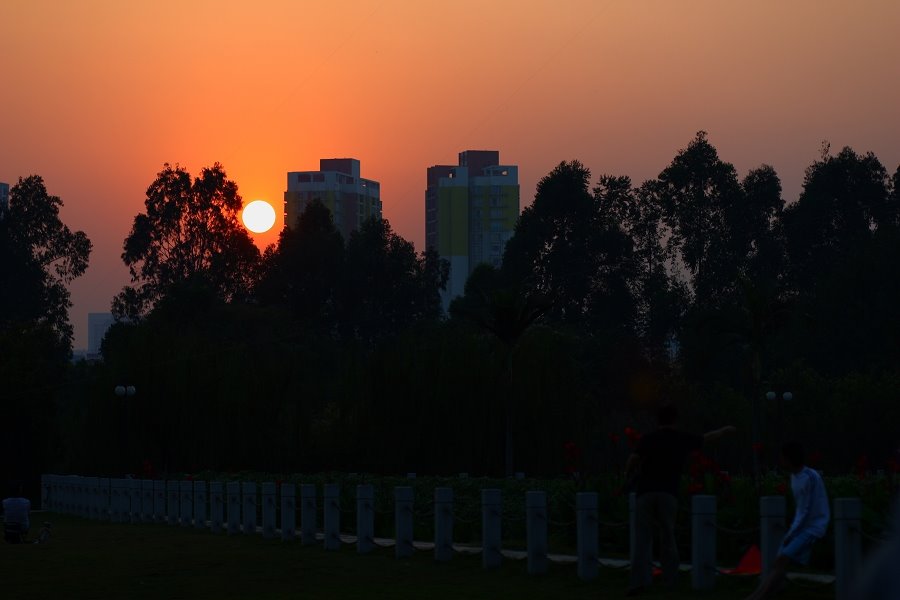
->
[746,441,830,600]
[625,404,736,596]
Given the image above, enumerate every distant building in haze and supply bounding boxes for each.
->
[425,150,519,310]
[88,312,116,356]
[284,158,382,240]
[0,181,9,215]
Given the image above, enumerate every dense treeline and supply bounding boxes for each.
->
[5,134,900,482]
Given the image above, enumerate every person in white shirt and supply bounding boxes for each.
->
[2,483,31,544]
[746,441,830,600]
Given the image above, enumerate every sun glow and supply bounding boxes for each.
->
[241,200,276,233]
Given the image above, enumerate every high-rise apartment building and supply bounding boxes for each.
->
[425,150,519,309]
[284,158,382,240]
[88,312,116,355]
[0,182,9,214]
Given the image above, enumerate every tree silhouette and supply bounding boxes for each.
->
[0,175,91,484]
[655,131,744,307]
[781,147,898,373]
[256,200,344,334]
[451,268,554,476]
[502,160,636,333]
[0,175,91,351]
[594,175,685,359]
[113,163,260,320]
[340,217,448,345]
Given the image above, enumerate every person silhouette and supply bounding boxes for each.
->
[624,404,736,596]
[746,441,830,600]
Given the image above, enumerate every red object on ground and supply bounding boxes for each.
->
[720,544,762,575]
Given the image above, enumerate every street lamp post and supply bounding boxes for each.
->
[115,385,136,474]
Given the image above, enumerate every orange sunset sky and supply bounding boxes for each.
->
[1,0,899,349]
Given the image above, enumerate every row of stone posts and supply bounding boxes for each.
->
[41,475,865,597]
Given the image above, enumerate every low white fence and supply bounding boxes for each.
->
[41,474,867,598]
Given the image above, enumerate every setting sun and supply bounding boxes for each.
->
[242,200,277,233]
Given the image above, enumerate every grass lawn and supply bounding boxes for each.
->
[1,514,833,599]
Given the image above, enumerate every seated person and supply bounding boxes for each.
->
[3,483,31,544]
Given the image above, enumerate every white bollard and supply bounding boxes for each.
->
[629,492,637,570]
[44,475,53,512]
[80,475,88,517]
[242,482,257,535]
[128,479,141,523]
[41,475,49,511]
[54,475,62,513]
[141,480,153,522]
[482,489,503,569]
[60,475,67,513]
[76,476,86,518]
[324,484,340,550]
[395,486,414,559]
[209,482,224,533]
[99,478,111,521]
[111,479,125,523]
[760,496,786,579]
[70,476,78,517]
[194,481,207,530]
[576,492,599,581]
[357,484,374,554]
[89,477,100,520]
[262,482,276,539]
[166,480,179,525]
[300,484,317,545]
[226,482,241,535]
[83,477,94,520]
[180,481,193,527]
[119,479,128,522]
[691,495,717,591]
[526,491,548,575]
[834,498,863,600]
[69,476,76,517]
[153,480,165,522]
[281,483,296,541]
[434,487,453,562]
[64,476,72,515]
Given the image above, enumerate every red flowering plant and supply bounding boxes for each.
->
[686,450,734,500]
[855,454,869,481]
[563,441,583,478]
[140,459,156,479]
[624,427,642,449]
[808,450,823,469]
[888,457,900,475]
